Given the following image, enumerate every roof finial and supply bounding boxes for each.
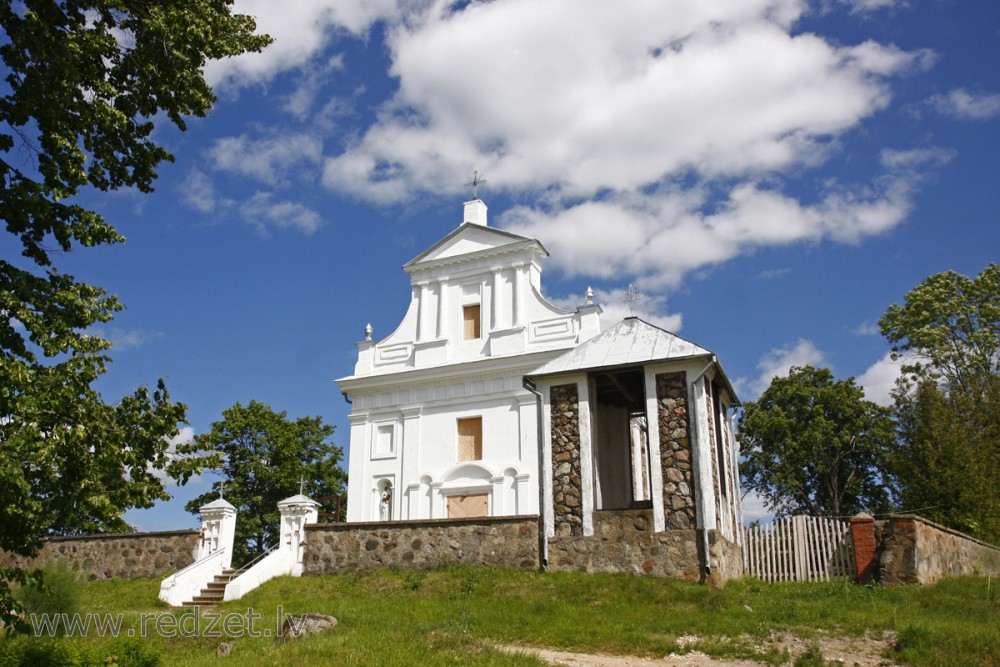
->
[585,286,594,305]
[364,322,372,342]
[464,170,487,199]
[623,284,642,316]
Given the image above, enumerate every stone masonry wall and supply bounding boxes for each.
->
[547,509,741,583]
[550,383,583,537]
[656,372,696,530]
[877,514,1000,585]
[0,531,199,580]
[303,516,539,575]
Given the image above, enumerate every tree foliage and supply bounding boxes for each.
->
[738,366,895,518]
[880,263,1000,393]
[880,264,1000,543]
[0,0,270,629]
[183,401,347,567]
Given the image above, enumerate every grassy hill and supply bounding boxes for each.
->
[2,567,998,666]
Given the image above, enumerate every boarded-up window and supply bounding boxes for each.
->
[457,417,483,461]
[463,304,481,339]
[447,493,488,518]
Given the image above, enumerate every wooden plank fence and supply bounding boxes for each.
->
[743,515,855,582]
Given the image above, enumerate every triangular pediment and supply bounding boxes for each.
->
[405,223,545,268]
[529,317,713,376]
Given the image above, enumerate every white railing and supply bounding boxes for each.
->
[158,547,228,607]
[743,515,854,582]
[223,547,291,601]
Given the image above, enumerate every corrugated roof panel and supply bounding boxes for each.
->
[530,317,712,377]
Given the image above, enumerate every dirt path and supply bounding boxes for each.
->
[500,632,898,666]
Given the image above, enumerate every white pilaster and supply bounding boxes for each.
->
[277,494,320,576]
[198,498,237,569]
[491,267,503,332]
[644,371,666,533]
[436,279,449,339]
[417,282,430,342]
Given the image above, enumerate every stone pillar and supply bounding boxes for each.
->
[278,494,321,577]
[656,372,696,530]
[198,498,237,569]
[850,512,877,583]
[550,383,583,537]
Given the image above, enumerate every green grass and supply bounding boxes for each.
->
[2,568,998,666]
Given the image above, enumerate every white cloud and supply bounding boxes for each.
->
[240,192,325,235]
[547,286,684,334]
[838,0,906,11]
[741,490,774,525]
[737,339,828,398]
[500,171,915,289]
[928,88,1000,120]
[91,327,165,351]
[856,351,901,406]
[204,2,944,291]
[879,146,956,170]
[208,132,323,187]
[180,168,219,214]
[320,0,923,204]
[152,427,199,488]
[853,321,881,336]
[205,0,403,90]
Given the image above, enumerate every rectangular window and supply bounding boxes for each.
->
[463,304,481,339]
[457,416,483,461]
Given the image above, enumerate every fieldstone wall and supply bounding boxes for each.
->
[303,515,539,575]
[656,372,696,530]
[0,530,199,580]
[547,509,741,583]
[707,529,745,584]
[550,383,583,537]
[877,514,1000,585]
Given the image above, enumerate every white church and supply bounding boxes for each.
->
[337,197,743,547]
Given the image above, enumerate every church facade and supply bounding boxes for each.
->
[337,198,743,565]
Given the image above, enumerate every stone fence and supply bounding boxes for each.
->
[875,514,1000,585]
[303,510,743,584]
[0,530,199,580]
[303,515,539,575]
[547,509,741,584]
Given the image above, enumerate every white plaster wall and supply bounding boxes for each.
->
[345,381,542,522]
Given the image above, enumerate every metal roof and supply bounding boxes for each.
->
[528,317,712,377]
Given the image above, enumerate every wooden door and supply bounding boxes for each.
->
[447,493,488,518]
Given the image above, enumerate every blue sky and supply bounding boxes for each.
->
[41,0,998,529]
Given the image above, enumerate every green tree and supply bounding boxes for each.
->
[880,263,1000,392]
[880,264,1000,542]
[738,366,895,518]
[184,401,347,566]
[0,0,270,629]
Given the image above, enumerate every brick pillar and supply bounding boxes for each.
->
[849,512,877,583]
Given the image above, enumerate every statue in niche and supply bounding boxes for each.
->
[379,485,392,521]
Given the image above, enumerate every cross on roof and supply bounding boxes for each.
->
[464,170,487,199]
[623,283,642,316]
[299,475,306,496]
[218,481,225,499]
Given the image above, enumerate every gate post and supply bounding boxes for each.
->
[849,512,877,583]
